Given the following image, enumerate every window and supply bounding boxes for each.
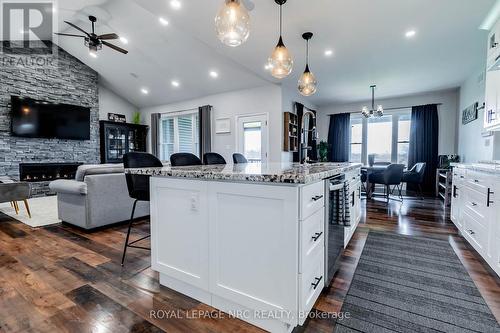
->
[160,112,199,161]
[243,121,262,162]
[367,115,393,163]
[350,117,362,163]
[349,110,411,165]
[397,114,411,165]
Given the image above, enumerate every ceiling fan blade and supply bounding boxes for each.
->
[98,33,119,40]
[64,21,90,36]
[54,32,86,38]
[102,41,128,54]
[241,0,255,11]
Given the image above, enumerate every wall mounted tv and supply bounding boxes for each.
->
[11,96,91,140]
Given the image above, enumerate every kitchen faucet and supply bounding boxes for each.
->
[300,110,319,164]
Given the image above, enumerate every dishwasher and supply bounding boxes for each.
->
[324,173,349,286]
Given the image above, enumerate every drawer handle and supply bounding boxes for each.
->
[460,176,464,179]
[468,229,475,236]
[474,179,479,183]
[311,232,323,242]
[312,195,323,202]
[311,276,323,290]
[487,188,494,207]
[453,185,457,198]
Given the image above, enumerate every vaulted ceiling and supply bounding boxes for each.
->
[53,0,495,108]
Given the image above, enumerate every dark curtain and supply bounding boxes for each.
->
[150,113,161,157]
[327,113,350,162]
[198,105,212,158]
[408,104,439,193]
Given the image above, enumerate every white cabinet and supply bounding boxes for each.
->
[450,166,500,277]
[150,178,210,292]
[344,170,362,247]
[484,71,500,130]
[149,174,341,333]
[208,181,299,325]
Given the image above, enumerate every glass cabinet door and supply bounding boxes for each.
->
[106,126,127,161]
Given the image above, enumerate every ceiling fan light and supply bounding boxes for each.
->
[215,0,250,47]
[298,67,317,96]
[269,38,293,79]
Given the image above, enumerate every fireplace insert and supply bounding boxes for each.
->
[19,162,83,182]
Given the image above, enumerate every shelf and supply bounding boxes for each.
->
[439,182,446,189]
[438,192,445,200]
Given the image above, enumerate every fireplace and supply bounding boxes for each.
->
[19,162,83,182]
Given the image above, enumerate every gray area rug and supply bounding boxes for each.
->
[334,232,500,333]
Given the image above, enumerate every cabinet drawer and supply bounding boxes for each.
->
[465,171,489,194]
[299,209,324,273]
[300,181,325,220]
[463,188,489,227]
[462,210,488,255]
[299,249,324,324]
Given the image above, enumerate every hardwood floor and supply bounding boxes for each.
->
[0,197,499,332]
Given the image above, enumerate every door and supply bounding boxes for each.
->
[105,124,128,162]
[236,114,269,163]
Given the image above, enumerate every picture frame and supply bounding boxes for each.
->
[215,118,231,134]
[108,113,126,123]
[462,102,478,125]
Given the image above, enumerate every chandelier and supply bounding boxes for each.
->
[361,85,384,118]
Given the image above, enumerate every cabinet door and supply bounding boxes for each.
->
[150,178,210,290]
[105,124,128,162]
[208,182,299,323]
[484,72,500,129]
[450,182,462,228]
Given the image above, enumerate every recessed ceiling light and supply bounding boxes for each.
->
[209,71,219,78]
[405,30,416,38]
[89,51,97,58]
[159,17,169,26]
[141,88,149,95]
[171,80,180,87]
[120,37,128,44]
[324,49,334,57]
[170,0,182,10]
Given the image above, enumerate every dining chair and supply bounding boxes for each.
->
[402,162,427,199]
[368,164,405,203]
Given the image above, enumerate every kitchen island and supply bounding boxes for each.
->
[126,162,362,333]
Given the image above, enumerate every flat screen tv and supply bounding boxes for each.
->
[11,96,91,140]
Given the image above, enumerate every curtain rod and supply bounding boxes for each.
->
[158,107,199,115]
[326,103,443,115]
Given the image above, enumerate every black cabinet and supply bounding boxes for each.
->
[99,121,148,164]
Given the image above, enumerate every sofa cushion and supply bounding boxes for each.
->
[75,164,124,182]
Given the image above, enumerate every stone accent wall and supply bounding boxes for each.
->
[0,41,100,186]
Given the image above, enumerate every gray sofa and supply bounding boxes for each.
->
[49,164,149,230]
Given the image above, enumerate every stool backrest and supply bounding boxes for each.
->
[170,153,202,167]
[203,152,226,165]
[232,153,248,164]
[123,152,163,200]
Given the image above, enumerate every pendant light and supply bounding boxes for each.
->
[298,32,317,96]
[215,0,250,47]
[268,0,293,79]
[361,85,384,118]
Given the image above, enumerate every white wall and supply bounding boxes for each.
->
[457,68,491,162]
[317,89,460,155]
[140,85,284,163]
[99,85,139,122]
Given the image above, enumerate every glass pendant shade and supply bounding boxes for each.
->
[215,0,250,47]
[269,37,293,79]
[298,66,317,96]
[361,106,370,118]
[376,105,384,117]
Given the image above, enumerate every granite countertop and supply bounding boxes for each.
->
[451,162,500,174]
[125,162,362,185]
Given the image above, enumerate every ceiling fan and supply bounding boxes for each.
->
[55,15,128,55]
